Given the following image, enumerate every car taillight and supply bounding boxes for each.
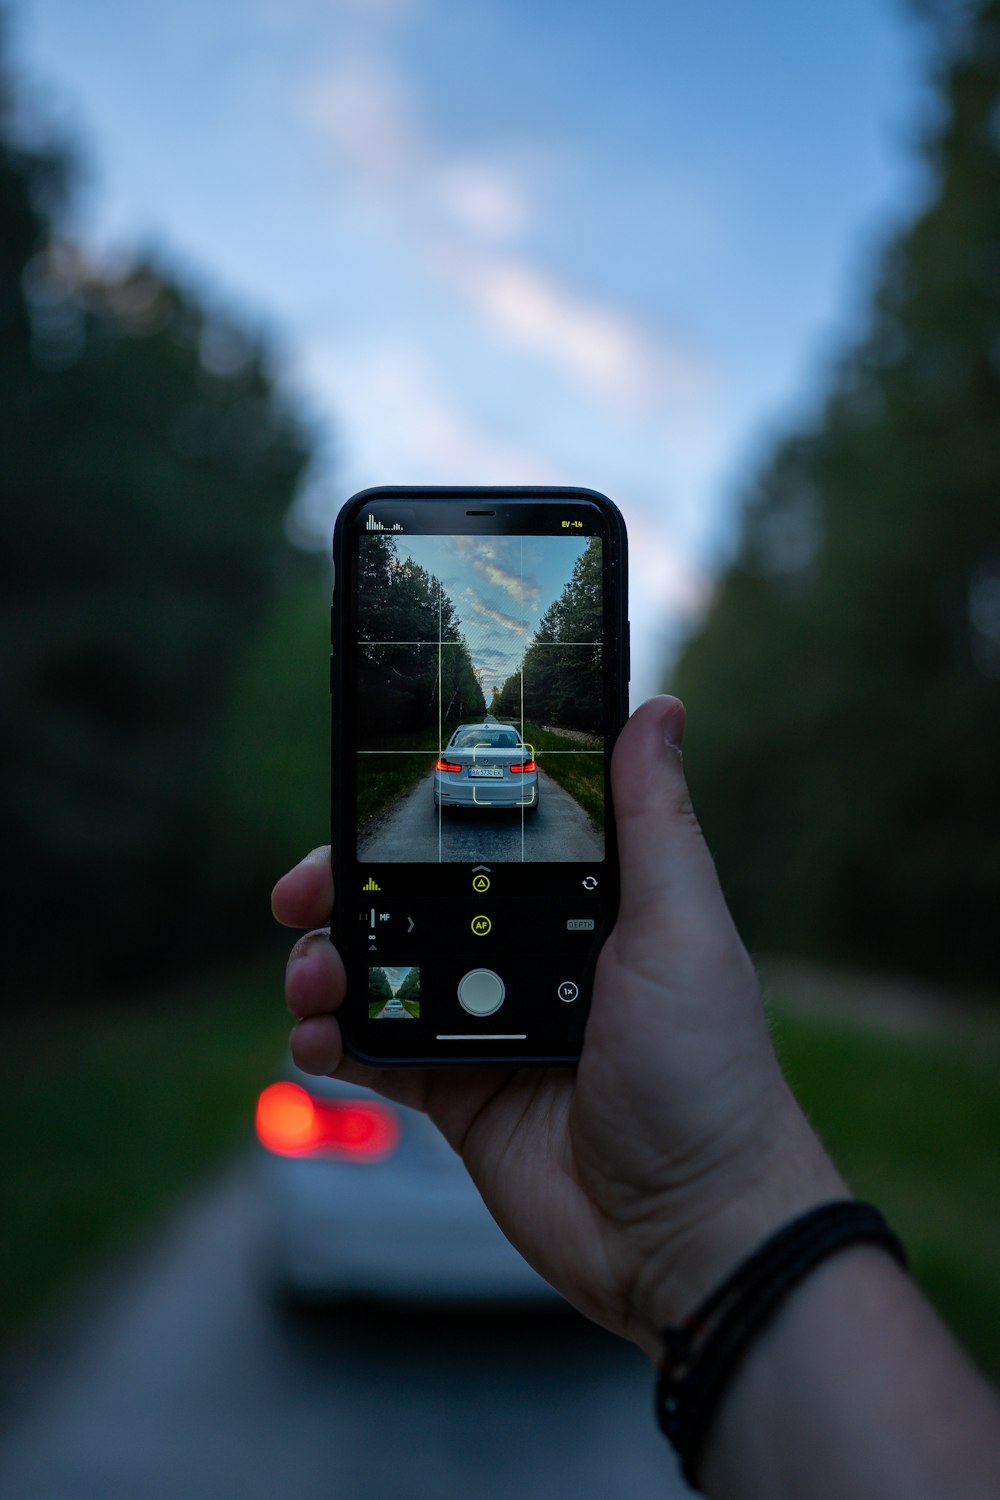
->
[435,758,463,772]
[510,760,537,774]
[255,1083,401,1161]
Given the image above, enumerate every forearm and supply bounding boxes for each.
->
[623,1089,1000,1499]
[698,1244,1000,1500]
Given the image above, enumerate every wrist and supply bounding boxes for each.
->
[625,1096,846,1361]
[657,1203,909,1488]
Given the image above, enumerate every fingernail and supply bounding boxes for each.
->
[299,847,331,868]
[661,698,686,754]
[287,929,331,966]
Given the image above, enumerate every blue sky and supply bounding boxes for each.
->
[16,0,932,700]
[382,532,591,690]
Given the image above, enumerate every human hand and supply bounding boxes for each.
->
[272,696,843,1358]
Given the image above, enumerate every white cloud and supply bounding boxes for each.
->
[626,507,712,624]
[432,164,529,243]
[305,56,417,181]
[620,504,714,702]
[291,335,713,702]
[462,597,533,638]
[470,560,541,612]
[303,58,528,245]
[436,248,709,413]
[292,48,718,702]
[300,54,714,420]
[294,339,565,492]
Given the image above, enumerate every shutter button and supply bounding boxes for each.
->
[457,969,506,1017]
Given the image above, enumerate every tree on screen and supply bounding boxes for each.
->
[396,967,420,1001]
[368,967,393,1000]
[496,538,603,735]
[356,536,485,741]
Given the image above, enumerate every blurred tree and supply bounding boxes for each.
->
[207,562,330,921]
[673,0,1000,982]
[0,18,325,993]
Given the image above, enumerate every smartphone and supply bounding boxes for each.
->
[330,485,628,1066]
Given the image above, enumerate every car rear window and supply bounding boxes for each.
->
[453,728,520,748]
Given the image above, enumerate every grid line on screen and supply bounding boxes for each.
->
[356,527,604,864]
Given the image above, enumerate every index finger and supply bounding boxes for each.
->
[271,846,334,928]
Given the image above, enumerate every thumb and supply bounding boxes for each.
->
[610,695,727,928]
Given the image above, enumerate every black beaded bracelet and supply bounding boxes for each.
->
[655,1200,908,1487]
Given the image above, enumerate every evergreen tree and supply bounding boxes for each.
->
[674,0,1000,981]
[368,967,393,1001]
[0,19,318,991]
[396,967,420,1001]
[516,538,604,735]
[356,536,485,742]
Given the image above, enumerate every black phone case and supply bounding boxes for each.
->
[330,485,629,1066]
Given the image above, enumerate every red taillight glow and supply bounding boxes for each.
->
[510,760,537,774]
[255,1083,401,1161]
[435,758,463,773]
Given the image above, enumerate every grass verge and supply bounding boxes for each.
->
[6,965,998,1391]
[524,723,604,830]
[0,973,288,1340]
[356,729,438,829]
[768,999,1000,1380]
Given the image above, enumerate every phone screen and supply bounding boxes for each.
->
[332,489,628,1064]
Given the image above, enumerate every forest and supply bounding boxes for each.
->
[673,0,1000,982]
[5,0,1000,995]
[0,20,328,996]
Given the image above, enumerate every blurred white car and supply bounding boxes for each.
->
[433,722,539,811]
[254,1068,559,1305]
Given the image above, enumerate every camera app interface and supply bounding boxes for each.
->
[355,529,605,863]
[346,504,613,1057]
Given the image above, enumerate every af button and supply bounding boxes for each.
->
[470,914,492,937]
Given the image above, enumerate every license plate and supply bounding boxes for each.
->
[468,766,503,778]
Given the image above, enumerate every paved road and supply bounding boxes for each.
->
[359,768,603,863]
[0,1161,687,1500]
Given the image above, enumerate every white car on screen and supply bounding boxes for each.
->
[433,722,539,811]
